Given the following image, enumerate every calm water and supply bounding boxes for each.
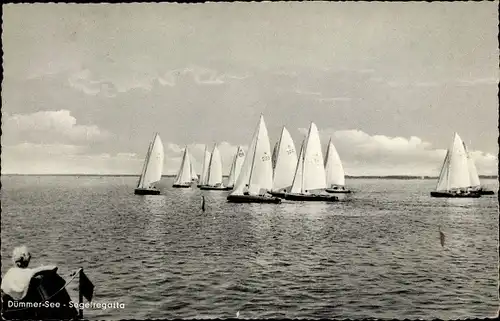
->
[1,176,498,319]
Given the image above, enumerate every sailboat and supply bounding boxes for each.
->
[227,115,281,203]
[430,133,481,198]
[227,146,245,189]
[197,148,211,188]
[324,138,351,193]
[269,126,298,198]
[200,143,231,190]
[135,133,164,195]
[284,122,338,202]
[173,146,193,188]
[463,142,495,195]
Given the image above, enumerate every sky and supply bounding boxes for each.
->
[1,2,498,176]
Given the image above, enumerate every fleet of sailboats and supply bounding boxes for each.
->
[134,133,164,195]
[133,125,494,200]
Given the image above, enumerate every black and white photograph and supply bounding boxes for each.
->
[1,1,498,320]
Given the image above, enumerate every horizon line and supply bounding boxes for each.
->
[1,174,498,179]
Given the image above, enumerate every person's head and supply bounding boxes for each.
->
[12,246,31,268]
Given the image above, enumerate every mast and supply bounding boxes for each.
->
[274,127,285,176]
[302,123,313,193]
[206,143,216,185]
[247,117,263,191]
[137,133,156,188]
[175,146,188,183]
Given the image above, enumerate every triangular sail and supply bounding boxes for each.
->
[200,148,211,185]
[290,140,305,194]
[138,133,164,189]
[436,133,471,191]
[206,144,223,186]
[227,146,245,187]
[324,138,345,187]
[231,115,273,196]
[436,150,450,191]
[463,142,481,187]
[290,122,326,193]
[272,127,297,192]
[174,146,193,185]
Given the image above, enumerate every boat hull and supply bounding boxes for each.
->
[480,190,495,195]
[269,191,287,198]
[430,191,481,198]
[284,193,339,202]
[172,183,192,188]
[199,185,232,191]
[325,188,352,194]
[227,194,281,204]
[134,188,161,195]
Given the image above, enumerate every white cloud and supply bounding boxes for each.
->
[297,127,497,176]
[68,69,119,97]
[4,110,111,143]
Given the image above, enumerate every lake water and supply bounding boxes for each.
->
[1,176,498,319]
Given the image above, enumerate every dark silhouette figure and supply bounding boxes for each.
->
[439,226,445,247]
[201,195,205,212]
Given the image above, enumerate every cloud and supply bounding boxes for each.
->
[157,66,249,87]
[1,140,250,175]
[297,127,497,176]
[68,69,119,97]
[3,109,111,143]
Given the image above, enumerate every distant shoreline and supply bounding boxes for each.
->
[1,174,498,180]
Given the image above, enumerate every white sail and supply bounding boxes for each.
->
[290,140,305,194]
[463,142,481,187]
[138,133,164,189]
[435,133,471,191]
[174,146,193,185]
[200,148,211,185]
[289,122,326,193]
[272,127,297,192]
[206,144,223,186]
[324,138,345,187]
[231,115,273,196]
[227,146,245,187]
[436,150,450,192]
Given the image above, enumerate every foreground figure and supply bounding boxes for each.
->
[227,115,281,203]
[1,246,78,320]
[430,133,481,198]
[135,132,164,195]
